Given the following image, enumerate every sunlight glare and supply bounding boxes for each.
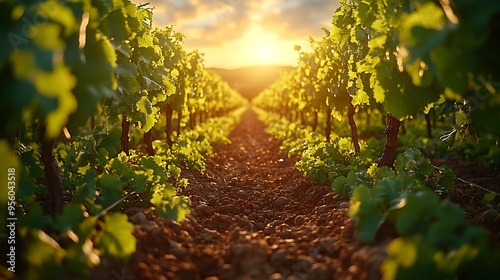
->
[195,24,309,68]
[255,44,276,64]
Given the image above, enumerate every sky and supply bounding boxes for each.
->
[131,0,340,69]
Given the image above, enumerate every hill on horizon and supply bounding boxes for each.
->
[210,65,294,101]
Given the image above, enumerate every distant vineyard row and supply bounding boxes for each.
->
[254,0,500,279]
[254,0,500,167]
[0,0,245,278]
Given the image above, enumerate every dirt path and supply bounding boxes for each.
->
[124,109,385,280]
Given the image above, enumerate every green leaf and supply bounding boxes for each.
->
[34,64,77,138]
[482,192,496,206]
[97,148,110,167]
[110,158,133,178]
[425,200,464,246]
[97,126,121,158]
[64,239,100,277]
[435,243,481,275]
[382,237,439,279]
[352,86,370,106]
[155,195,191,222]
[349,185,386,243]
[101,8,132,43]
[29,23,65,51]
[158,182,177,199]
[68,32,117,131]
[136,96,157,131]
[383,81,439,119]
[429,46,471,96]
[0,140,19,218]
[332,176,348,198]
[96,174,124,208]
[95,212,136,259]
[18,203,49,230]
[399,2,447,65]
[373,178,408,209]
[23,229,64,268]
[140,157,168,183]
[129,173,147,194]
[396,148,435,182]
[73,169,97,204]
[75,216,98,241]
[54,204,85,231]
[395,190,439,235]
[356,212,385,243]
[435,165,456,190]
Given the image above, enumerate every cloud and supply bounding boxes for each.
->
[259,0,339,40]
[134,0,254,48]
[130,0,340,67]
[134,0,338,47]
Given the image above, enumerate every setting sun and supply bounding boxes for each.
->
[130,0,337,69]
[255,44,276,64]
[195,24,309,68]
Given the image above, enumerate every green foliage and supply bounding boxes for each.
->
[254,0,500,278]
[95,212,136,258]
[258,108,500,279]
[18,205,133,280]
[399,0,500,137]
[11,108,244,279]
[1,0,246,278]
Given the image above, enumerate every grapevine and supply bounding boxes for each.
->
[254,0,500,279]
[0,0,245,279]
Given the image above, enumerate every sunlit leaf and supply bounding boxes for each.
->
[95,212,136,258]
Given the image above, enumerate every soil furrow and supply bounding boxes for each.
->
[123,109,384,280]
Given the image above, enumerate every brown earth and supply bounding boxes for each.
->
[433,158,500,245]
[117,109,387,280]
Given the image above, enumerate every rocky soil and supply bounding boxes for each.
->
[122,109,386,280]
[94,108,499,280]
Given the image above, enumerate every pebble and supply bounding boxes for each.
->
[170,247,187,259]
[294,215,306,225]
[339,202,350,209]
[295,255,315,268]
[274,197,289,209]
[263,227,276,235]
[278,229,294,239]
[263,209,275,219]
[255,184,264,191]
[218,204,236,214]
[254,222,265,231]
[237,217,254,231]
[270,273,283,280]
[321,192,336,204]
[207,194,216,203]
[193,204,211,217]
[475,208,500,231]
[199,228,222,240]
[236,189,247,198]
[270,249,287,266]
[309,263,331,280]
[129,212,148,225]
